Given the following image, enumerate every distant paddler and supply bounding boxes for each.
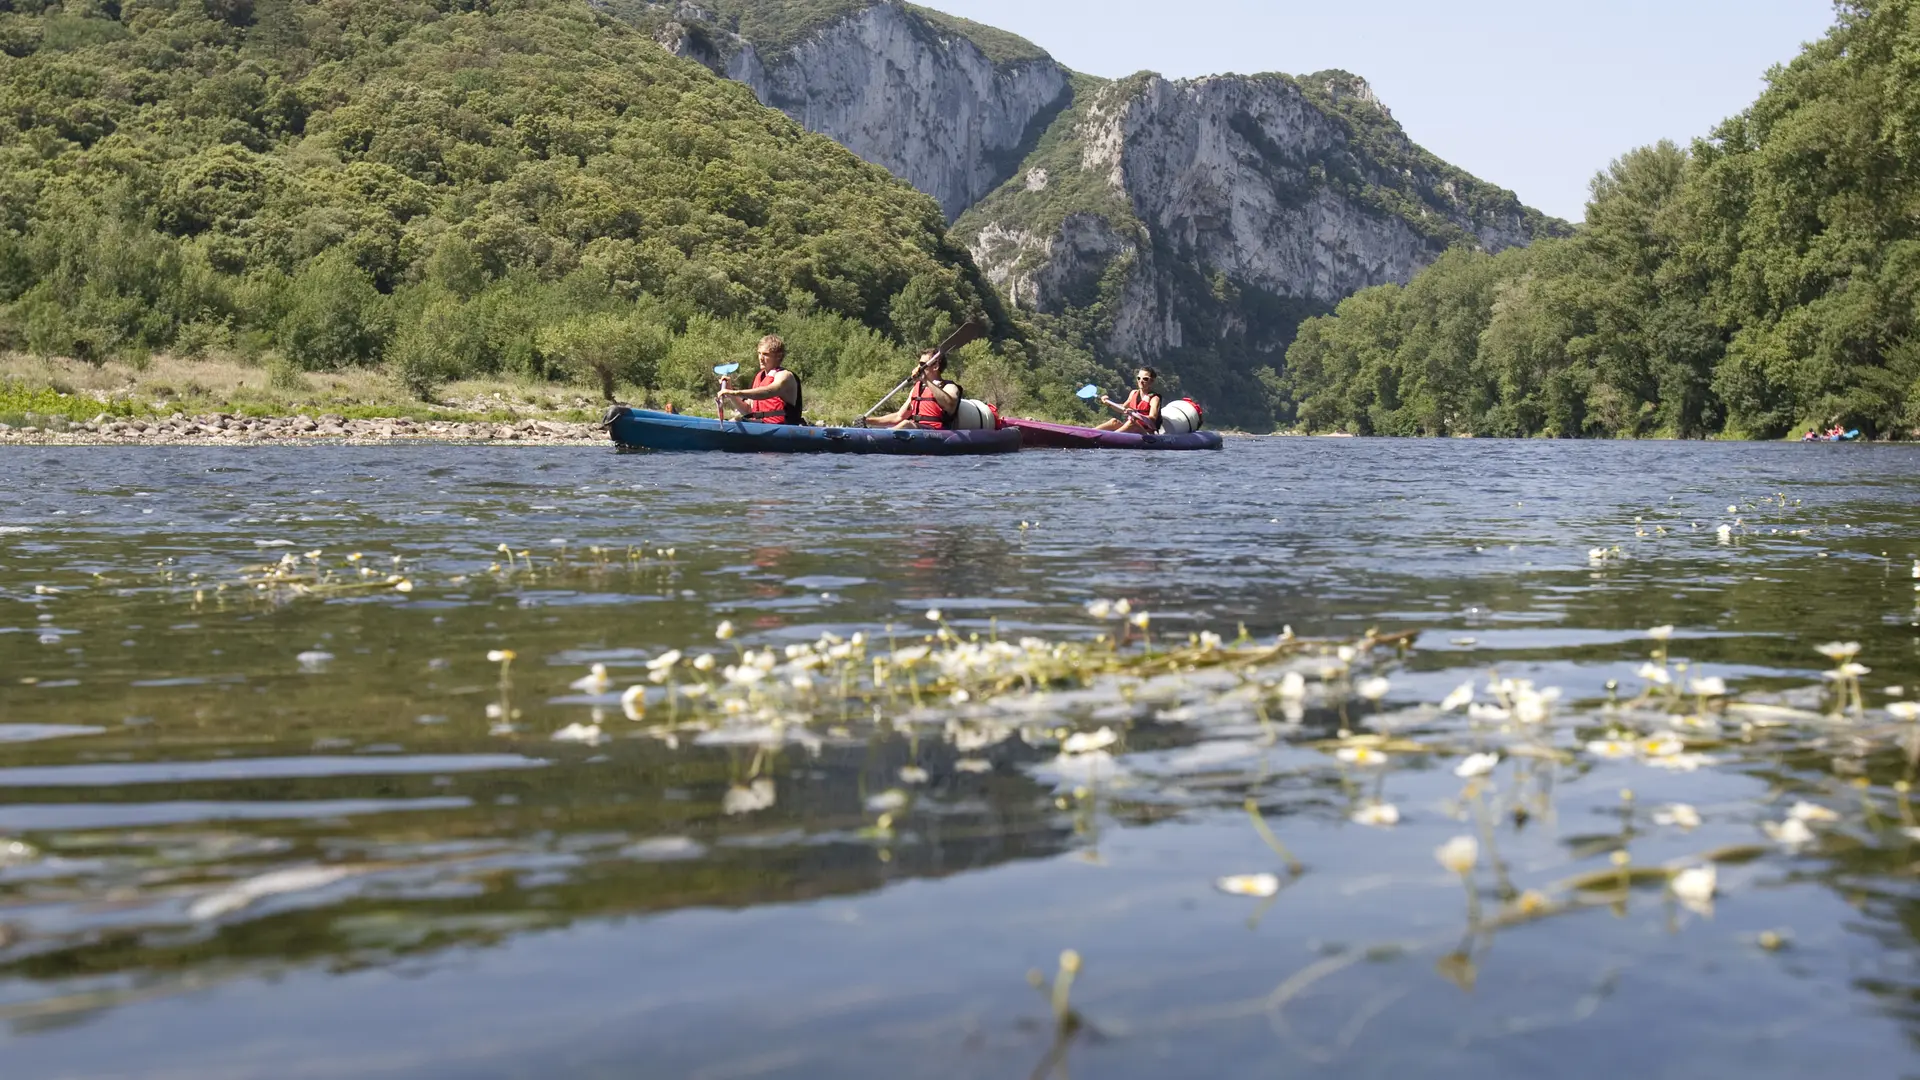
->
[716,335,805,425]
[1095,367,1162,434]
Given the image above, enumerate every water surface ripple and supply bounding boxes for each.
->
[1,439,1918,1078]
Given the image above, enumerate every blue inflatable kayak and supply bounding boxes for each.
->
[603,408,1022,455]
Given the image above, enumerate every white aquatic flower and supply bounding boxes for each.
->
[723,664,766,686]
[1454,752,1500,779]
[790,673,815,693]
[691,653,716,672]
[1336,645,1358,664]
[1113,599,1132,616]
[1215,873,1281,898]
[1435,835,1479,875]
[949,688,971,704]
[1198,631,1224,651]
[1356,677,1391,702]
[1637,662,1672,686]
[1440,682,1474,712]
[1061,727,1118,755]
[620,685,646,721]
[1512,684,1560,724]
[892,645,931,665]
[1890,702,1920,721]
[1639,733,1687,758]
[1671,865,1717,907]
[1716,524,1733,543]
[1086,599,1113,619]
[715,620,735,640]
[486,649,515,663]
[1763,817,1815,847]
[955,758,993,774]
[1816,641,1861,661]
[647,650,683,672]
[1335,746,1389,767]
[1645,752,1712,772]
[1654,803,1703,829]
[722,779,776,816]
[1648,625,1675,642]
[1467,703,1511,722]
[1688,676,1729,697]
[1350,802,1400,827]
[926,608,943,622]
[1129,611,1151,629]
[1277,671,1307,701]
[899,765,930,784]
[1840,662,1871,678]
[1787,801,1840,823]
[570,664,612,694]
[1588,547,1609,563]
[1585,739,1635,760]
[296,650,334,670]
[551,722,604,745]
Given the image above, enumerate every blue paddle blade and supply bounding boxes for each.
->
[713,363,740,376]
[1076,384,1100,399]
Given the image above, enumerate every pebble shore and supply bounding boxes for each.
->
[0,412,606,445]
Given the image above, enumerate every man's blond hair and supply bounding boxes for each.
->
[758,334,786,360]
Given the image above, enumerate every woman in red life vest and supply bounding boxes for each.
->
[717,334,804,425]
[1096,367,1161,433]
[862,350,961,429]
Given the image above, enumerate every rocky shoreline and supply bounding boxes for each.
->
[0,412,607,446]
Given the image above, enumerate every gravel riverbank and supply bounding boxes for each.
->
[0,412,607,446]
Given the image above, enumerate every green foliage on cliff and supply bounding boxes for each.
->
[1293,70,1568,249]
[903,4,1049,69]
[0,0,1009,410]
[1286,2,1920,440]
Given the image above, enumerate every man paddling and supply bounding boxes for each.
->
[862,350,961,430]
[717,335,804,425]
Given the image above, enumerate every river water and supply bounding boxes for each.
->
[2,439,1919,1078]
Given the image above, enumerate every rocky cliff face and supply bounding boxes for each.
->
[633,2,1071,220]
[958,71,1557,364]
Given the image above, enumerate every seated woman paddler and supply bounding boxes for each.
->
[859,350,962,430]
[716,334,804,424]
[1096,367,1162,434]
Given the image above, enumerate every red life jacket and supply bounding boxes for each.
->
[1124,389,1162,433]
[744,367,803,425]
[906,380,959,429]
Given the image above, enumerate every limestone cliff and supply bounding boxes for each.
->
[956,70,1563,371]
[608,1,1072,220]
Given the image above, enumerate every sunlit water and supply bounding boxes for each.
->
[2,439,1919,1079]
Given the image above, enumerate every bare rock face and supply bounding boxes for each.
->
[960,72,1557,362]
[644,2,1071,221]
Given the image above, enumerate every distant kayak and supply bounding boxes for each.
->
[1003,417,1224,451]
[1801,429,1862,442]
[603,408,1022,455]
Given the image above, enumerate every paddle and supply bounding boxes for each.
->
[1076,385,1100,400]
[711,363,742,419]
[861,319,986,422]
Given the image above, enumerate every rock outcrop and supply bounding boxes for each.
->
[631,1,1071,220]
[957,71,1560,364]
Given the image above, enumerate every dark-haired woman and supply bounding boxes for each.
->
[1097,368,1162,434]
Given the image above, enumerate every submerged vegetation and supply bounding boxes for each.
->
[1285,0,1920,440]
[0,0,1043,414]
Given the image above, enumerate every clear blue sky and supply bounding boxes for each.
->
[928,0,1837,222]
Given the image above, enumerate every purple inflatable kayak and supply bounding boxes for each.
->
[1004,417,1223,451]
